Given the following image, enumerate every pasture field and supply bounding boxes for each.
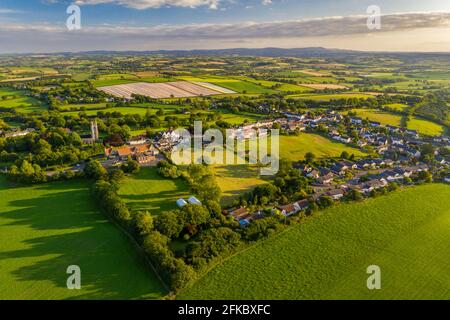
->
[0,88,44,113]
[279,134,366,161]
[179,184,450,300]
[118,167,189,215]
[407,117,445,136]
[289,93,375,101]
[346,108,403,127]
[212,165,268,206]
[384,103,410,112]
[0,177,166,300]
[177,76,276,94]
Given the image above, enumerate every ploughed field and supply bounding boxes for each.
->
[98,81,235,99]
[179,184,450,300]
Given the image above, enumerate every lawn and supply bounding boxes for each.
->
[279,134,366,161]
[0,177,166,300]
[118,167,190,215]
[179,184,450,300]
[407,117,445,136]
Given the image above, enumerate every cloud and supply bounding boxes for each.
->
[0,8,20,14]
[0,12,449,53]
[74,0,220,9]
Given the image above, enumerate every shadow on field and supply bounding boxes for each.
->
[120,189,186,213]
[0,180,166,300]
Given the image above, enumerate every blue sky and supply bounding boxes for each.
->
[0,0,449,53]
[2,0,450,26]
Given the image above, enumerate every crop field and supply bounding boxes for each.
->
[179,184,450,300]
[0,177,166,300]
[347,109,403,127]
[407,117,445,136]
[98,81,233,99]
[279,134,366,161]
[118,167,189,215]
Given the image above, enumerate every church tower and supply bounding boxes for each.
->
[91,120,99,141]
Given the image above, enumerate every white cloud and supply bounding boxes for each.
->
[0,12,449,53]
[74,0,220,9]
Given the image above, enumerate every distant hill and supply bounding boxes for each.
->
[66,47,450,61]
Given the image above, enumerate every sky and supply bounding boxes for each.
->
[0,0,449,53]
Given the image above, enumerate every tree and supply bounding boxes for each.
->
[318,196,334,208]
[340,151,350,159]
[305,152,316,163]
[84,159,107,180]
[123,157,140,174]
[155,210,183,239]
[134,211,154,236]
[170,258,196,292]
[180,204,210,232]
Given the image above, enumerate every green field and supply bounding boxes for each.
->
[347,108,403,127]
[179,184,450,299]
[407,117,445,136]
[118,167,189,215]
[289,93,375,101]
[0,177,166,299]
[213,165,267,206]
[279,134,366,160]
[0,88,44,113]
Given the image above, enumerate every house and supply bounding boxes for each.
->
[4,128,35,138]
[129,136,149,145]
[306,169,320,179]
[330,162,349,175]
[279,203,300,217]
[279,200,309,216]
[316,172,335,185]
[228,207,249,221]
[326,189,345,200]
[296,199,309,210]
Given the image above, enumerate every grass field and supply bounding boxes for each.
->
[118,167,189,215]
[407,117,445,136]
[279,134,366,160]
[0,177,166,299]
[288,93,375,101]
[347,108,403,127]
[384,103,409,112]
[212,165,268,206]
[0,88,44,113]
[179,184,450,300]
